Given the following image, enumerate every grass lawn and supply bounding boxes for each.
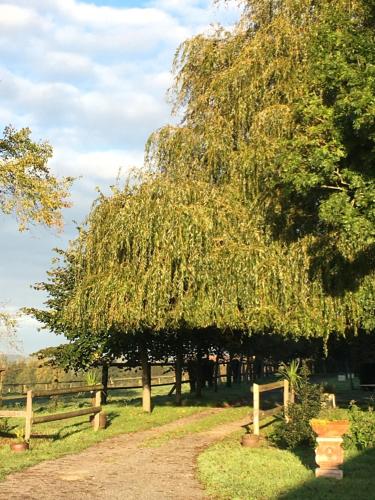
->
[198,417,375,500]
[0,382,251,481]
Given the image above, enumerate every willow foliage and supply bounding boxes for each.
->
[63,0,374,344]
[148,0,374,252]
[65,175,369,339]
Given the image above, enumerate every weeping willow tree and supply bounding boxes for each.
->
[61,175,370,410]
[47,0,374,409]
[66,176,366,338]
[149,0,374,252]
[145,0,374,325]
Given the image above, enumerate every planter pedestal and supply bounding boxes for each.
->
[315,437,344,479]
[311,419,349,480]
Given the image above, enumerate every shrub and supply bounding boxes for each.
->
[270,363,322,449]
[345,401,375,450]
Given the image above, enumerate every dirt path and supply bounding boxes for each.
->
[0,408,249,499]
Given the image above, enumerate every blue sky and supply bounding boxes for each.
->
[0,0,241,356]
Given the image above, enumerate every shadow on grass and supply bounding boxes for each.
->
[104,411,120,427]
[108,383,252,410]
[280,447,375,500]
[30,410,120,441]
[292,446,316,470]
[31,421,88,441]
[154,384,251,409]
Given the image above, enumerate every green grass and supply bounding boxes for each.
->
[0,382,251,481]
[144,406,249,448]
[198,420,375,499]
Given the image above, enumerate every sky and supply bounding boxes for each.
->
[0,0,241,356]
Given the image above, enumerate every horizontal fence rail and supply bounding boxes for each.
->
[1,394,27,401]
[32,385,103,398]
[0,410,26,418]
[257,380,285,393]
[0,385,103,441]
[33,406,102,425]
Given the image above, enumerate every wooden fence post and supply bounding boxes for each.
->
[101,364,109,405]
[253,383,260,436]
[283,379,289,422]
[25,390,33,441]
[93,390,101,431]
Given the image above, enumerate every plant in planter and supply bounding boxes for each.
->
[85,370,99,406]
[85,370,99,387]
[310,418,349,479]
[270,363,322,449]
[278,359,301,403]
[10,427,29,452]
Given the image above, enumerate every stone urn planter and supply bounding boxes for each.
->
[310,419,349,479]
[241,433,265,448]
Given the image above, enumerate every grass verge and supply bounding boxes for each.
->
[198,425,375,499]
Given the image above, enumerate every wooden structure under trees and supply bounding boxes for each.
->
[252,380,289,436]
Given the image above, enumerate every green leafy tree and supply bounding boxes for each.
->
[0,125,73,231]
[0,309,17,348]
[1,125,73,347]
[149,0,374,274]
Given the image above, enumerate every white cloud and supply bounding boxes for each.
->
[51,147,144,179]
[0,0,242,354]
[0,3,48,30]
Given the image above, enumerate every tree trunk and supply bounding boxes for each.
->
[141,348,152,413]
[290,387,295,404]
[347,351,354,390]
[246,356,251,382]
[101,364,109,405]
[196,352,203,398]
[239,354,244,383]
[214,355,219,393]
[226,358,232,387]
[175,348,183,406]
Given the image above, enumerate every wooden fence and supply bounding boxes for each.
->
[0,385,103,441]
[252,379,289,435]
[0,359,277,395]
[1,373,196,395]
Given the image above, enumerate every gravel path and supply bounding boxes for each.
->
[0,408,249,500]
